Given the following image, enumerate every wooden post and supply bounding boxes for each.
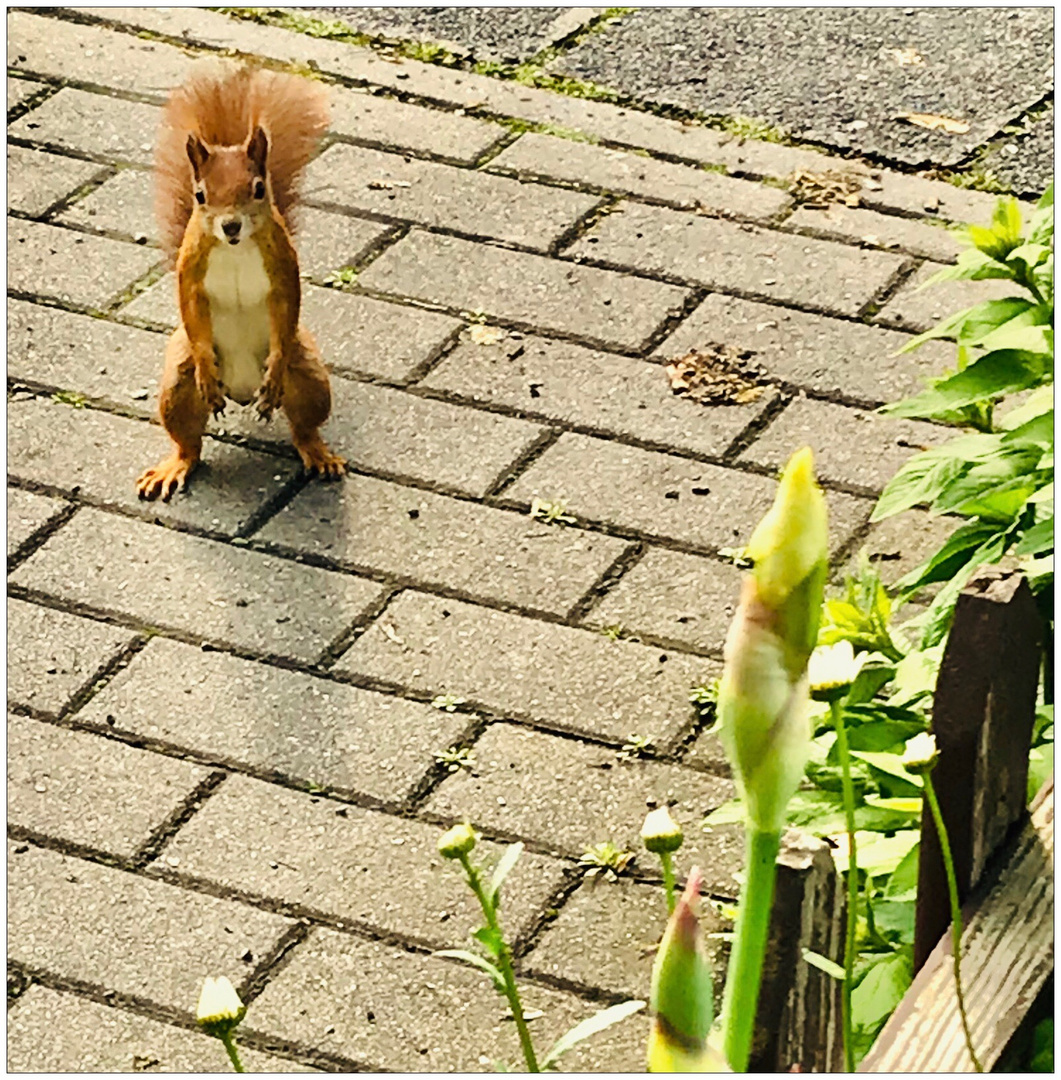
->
[749,829,845,1072]
[914,567,1042,970]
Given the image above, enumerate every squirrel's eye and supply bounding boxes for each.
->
[253,179,266,200]
[194,189,205,205]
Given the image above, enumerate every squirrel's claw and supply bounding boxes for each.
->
[195,370,226,418]
[295,437,346,480]
[137,455,197,501]
[254,377,283,422]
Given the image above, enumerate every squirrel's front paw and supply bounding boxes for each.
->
[255,372,284,421]
[195,368,226,417]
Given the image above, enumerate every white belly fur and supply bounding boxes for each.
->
[203,241,272,405]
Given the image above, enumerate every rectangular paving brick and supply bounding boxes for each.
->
[359,230,692,353]
[9,86,161,165]
[8,145,102,216]
[856,507,961,599]
[296,206,393,278]
[425,723,742,896]
[569,203,907,316]
[738,397,950,494]
[8,487,68,557]
[875,261,1024,333]
[8,597,134,715]
[587,548,742,654]
[8,985,317,1073]
[10,508,388,662]
[8,714,210,857]
[305,143,599,251]
[524,877,726,1001]
[683,727,731,775]
[163,773,568,948]
[330,86,506,163]
[8,299,163,411]
[8,841,293,1010]
[8,10,195,95]
[8,395,300,536]
[858,170,1024,225]
[655,292,951,406]
[56,166,154,242]
[423,331,774,457]
[489,132,791,219]
[336,592,710,745]
[8,76,48,111]
[9,218,160,309]
[506,433,871,552]
[245,926,647,1071]
[254,472,629,616]
[75,637,467,804]
[788,203,964,263]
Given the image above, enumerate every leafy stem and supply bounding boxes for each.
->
[220,1032,244,1073]
[458,852,540,1072]
[922,774,983,1072]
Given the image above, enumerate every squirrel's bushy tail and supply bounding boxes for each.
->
[155,61,329,259]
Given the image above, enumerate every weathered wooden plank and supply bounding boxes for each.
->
[860,777,1053,1072]
[914,567,1042,969]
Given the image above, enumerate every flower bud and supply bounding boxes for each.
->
[902,731,940,774]
[641,806,684,854]
[196,976,244,1034]
[808,639,864,702]
[438,822,477,859]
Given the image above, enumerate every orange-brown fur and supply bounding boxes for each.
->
[138,62,343,502]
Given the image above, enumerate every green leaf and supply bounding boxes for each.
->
[892,521,999,595]
[834,829,920,876]
[541,1000,645,1070]
[848,751,923,789]
[1007,242,1052,270]
[843,720,925,754]
[872,452,968,520]
[851,950,913,1030]
[884,841,921,901]
[948,474,1044,523]
[703,797,745,827]
[930,454,1041,517]
[1015,516,1054,557]
[923,247,1017,284]
[894,297,1034,352]
[434,949,506,993]
[999,384,1054,429]
[887,644,945,708]
[1027,745,1053,803]
[870,899,916,942]
[473,926,504,959]
[801,948,846,981]
[488,842,524,905]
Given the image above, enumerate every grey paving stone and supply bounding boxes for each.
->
[9,218,161,309]
[423,330,774,457]
[8,395,300,536]
[979,103,1054,198]
[8,713,210,857]
[329,85,506,162]
[55,165,154,241]
[7,598,134,716]
[655,293,951,407]
[74,637,467,804]
[684,728,731,775]
[506,433,871,553]
[856,507,963,598]
[788,204,965,264]
[8,299,163,412]
[426,723,742,896]
[490,132,792,219]
[8,145,102,216]
[875,261,1026,333]
[8,841,293,1010]
[859,170,1028,224]
[523,877,727,1000]
[295,206,393,278]
[570,203,907,317]
[10,508,388,662]
[7,985,318,1073]
[255,472,628,616]
[305,143,599,251]
[588,548,742,654]
[245,925,647,1071]
[8,10,196,95]
[337,592,710,745]
[739,397,949,494]
[163,772,568,948]
[8,86,161,165]
[7,75,48,112]
[8,487,68,557]
[360,230,692,352]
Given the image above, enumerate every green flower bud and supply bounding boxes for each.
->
[438,822,477,859]
[641,806,684,854]
[902,731,940,774]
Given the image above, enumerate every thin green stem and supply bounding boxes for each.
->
[721,827,782,1071]
[220,1031,244,1073]
[459,853,540,1072]
[923,774,983,1073]
[830,699,859,1073]
[659,851,677,915]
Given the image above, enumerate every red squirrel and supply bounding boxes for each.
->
[137,62,345,501]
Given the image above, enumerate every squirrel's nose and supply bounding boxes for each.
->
[222,219,241,239]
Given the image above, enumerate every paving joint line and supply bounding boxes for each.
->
[130,770,231,870]
[5,67,167,107]
[397,320,467,387]
[481,427,564,499]
[565,541,647,624]
[6,498,80,574]
[7,134,148,173]
[6,76,61,123]
[237,921,315,1007]
[859,255,925,319]
[315,585,404,669]
[546,193,622,257]
[717,387,795,464]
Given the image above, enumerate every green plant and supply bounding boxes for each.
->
[618,733,653,760]
[641,806,684,914]
[196,976,246,1072]
[873,186,1054,649]
[431,694,466,712]
[578,841,635,882]
[435,746,476,773]
[530,498,576,525]
[436,824,643,1070]
[323,266,358,287]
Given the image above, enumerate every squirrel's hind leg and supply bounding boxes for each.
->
[281,328,346,480]
[137,329,210,501]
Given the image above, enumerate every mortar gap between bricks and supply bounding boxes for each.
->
[717,388,795,464]
[55,633,152,722]
[481,428,563,499]
[507,864,588,961]
[238,921,315,1006]
[548,194,622,257]
[325,130,487,170]
[470,125,525,168]
[6,78,62,124]
[131,770,231,870]
[397,320,467,387]
[402,711,495,810]
[858,256,924,318]
[565,541,647,624]
[5,498,80,573]
[638,287,709,357]
[315,585,405,669]
[234,469,314,540]
[36,164,121,222]
[6,134,148,173]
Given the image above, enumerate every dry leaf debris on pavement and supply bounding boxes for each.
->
[663,345,774,406]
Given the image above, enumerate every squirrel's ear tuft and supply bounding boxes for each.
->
[186,134,209,178]
[247,126,269,174]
